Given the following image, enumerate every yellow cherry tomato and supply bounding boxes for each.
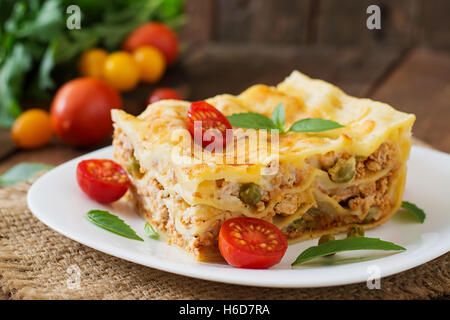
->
[11,109,52,149]
[103,51,140,91]
[78,48,108,78]
[132,46,166,83]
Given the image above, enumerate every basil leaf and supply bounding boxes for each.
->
[291,237,405,266]
[144,222,160,240]
[0,162,53,187]
[271,103,285,133]
[288,118,344,133]
[86,210,143,241]
[401,201,426,223]
[227,112,275,129]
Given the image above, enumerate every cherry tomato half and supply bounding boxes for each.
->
[147,88,182,104]
[76,159,130,204]
[186,101,232,148]
[218,217,288,269]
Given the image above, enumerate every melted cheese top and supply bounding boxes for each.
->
[111,70,415,206]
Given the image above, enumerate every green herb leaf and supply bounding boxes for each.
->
[37,40,57,91]
[401,201,426,223]
[0,43,32,127]
[288,118,344,133]
[86,210,143,241]
[144,222,160,240]
[0,0,186,128]
[0,162,53,187]
[291,237,405,266]
[271,103,285,133]
[227,112,275,129]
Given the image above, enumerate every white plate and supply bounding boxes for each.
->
[27,145,450,288]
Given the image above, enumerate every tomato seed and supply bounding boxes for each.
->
[232,232,242,239]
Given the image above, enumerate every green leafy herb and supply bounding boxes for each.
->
[288,118,344,133]
[271,103,285,133]
[401,201,426,223]
[144,222,160,240]
[291,237,405,266]
[0,0,185,128]
[0,162,53,187]
[0,43,33,127]
[227,112,276,129]
[227,103,344,134]
[86,210,143,241]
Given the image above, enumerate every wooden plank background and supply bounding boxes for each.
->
[181,0,450,49]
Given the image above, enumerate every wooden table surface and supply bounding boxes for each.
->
[0,44,449,299]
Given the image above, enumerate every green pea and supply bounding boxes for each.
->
[328,157,356,183]
[287,218,303,231]
[239,183,262,206]
[363,207,379,223]
[318,234,336,256]
[304,219,317,231]
[318,234,335,245]
[355,155,367,161]
[127,155,143,178]
[347,225,365,238]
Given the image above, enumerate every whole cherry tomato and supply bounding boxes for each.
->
[78,48,108,78]
[186,101,232,148]
[122,22,178,65]
[11,109,52,149]
[76,159,130,204]
[133,46,166,83]
[219,217,288,269]
[103,51,140,92]
[50,78,122,147]
[147,88,182,104]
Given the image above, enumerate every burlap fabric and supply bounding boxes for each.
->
[0,177,448,299]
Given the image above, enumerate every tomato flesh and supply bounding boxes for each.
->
[218,217,288,269]
[186,101,232,148]
[76,159,130,204]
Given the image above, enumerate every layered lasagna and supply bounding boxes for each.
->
[112,71,415,261]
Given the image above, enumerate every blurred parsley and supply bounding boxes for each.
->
[0,0,185,127]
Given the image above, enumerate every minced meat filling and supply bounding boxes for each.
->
[283,143,397,237]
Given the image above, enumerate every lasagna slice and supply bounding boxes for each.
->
[111,70,415,261]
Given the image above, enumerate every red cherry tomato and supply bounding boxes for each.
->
[76,159,130,204]
[218,217,288,269]
[186,101,232,148]
[51,78,122,147]
[122,22,178,65]
[147,88,182,104]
